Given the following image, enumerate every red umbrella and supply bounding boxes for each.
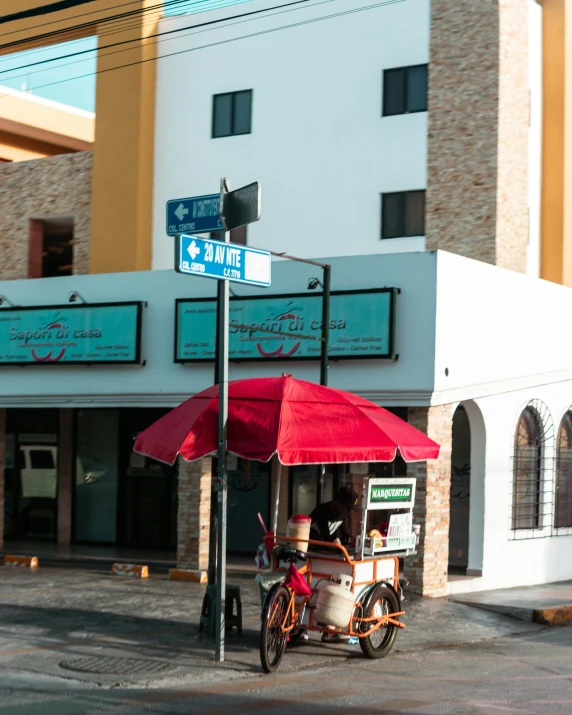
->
[134,374,440,465]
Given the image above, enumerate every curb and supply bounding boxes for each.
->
[533,605,572,626]
[111,563,149,578]
[169,568,208,583]
[3,555,38,568]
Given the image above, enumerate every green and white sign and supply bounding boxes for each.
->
[366,478,415,510]
[370,485,412,503]
[175,289,396,362]
[0,302,143,365]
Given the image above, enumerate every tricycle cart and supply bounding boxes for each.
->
[259,477,419,673]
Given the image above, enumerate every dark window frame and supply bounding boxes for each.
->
[556,411,572,529]
[212,89,253,139]
[381,190,426,240]
[383,64,428,117]
[512,407,543,531]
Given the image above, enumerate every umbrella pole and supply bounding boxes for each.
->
[318,263,331,504]
[271,455,281,534]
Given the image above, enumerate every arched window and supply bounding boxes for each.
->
[512,407,542,530]
[556,411,572,528]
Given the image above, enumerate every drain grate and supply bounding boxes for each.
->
[59,656,177,676]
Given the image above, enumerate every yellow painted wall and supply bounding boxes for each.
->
[1,0,158,273]
[541,0,572,286]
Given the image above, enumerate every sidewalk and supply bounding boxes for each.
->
[452,580,572,626]
[0,541,257,574]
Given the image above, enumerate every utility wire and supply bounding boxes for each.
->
[0,0,244,68]
[0,0,97,26]
[0,0,308,78]
[0,0,209,52]
[0,0,405,100]
[0,0,189,38]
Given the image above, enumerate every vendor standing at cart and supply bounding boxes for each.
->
[309,485,361,545]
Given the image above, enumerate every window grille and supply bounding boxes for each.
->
[510,400,554,539]
[556,410,572,529]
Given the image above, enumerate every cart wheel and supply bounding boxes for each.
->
[260,584,290,673]
[359,585,399,659]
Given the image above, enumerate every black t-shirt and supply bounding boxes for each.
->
[309,501,351,544]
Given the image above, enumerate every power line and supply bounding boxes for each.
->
[0,0,308,78]
[0,0,406,100]
[0,0,201,53]
[0,0,187,38]
[0,0,97,26]
[0,0,241,69]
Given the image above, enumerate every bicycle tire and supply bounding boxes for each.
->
[260,584,290,673]
[359,585,399,659]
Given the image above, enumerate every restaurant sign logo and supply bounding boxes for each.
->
[175,289,396,362]
[0,303,142,365]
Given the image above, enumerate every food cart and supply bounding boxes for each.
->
[258,477,418,673]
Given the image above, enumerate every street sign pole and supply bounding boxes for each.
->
[215,180,230,663]
[171,178,266,663]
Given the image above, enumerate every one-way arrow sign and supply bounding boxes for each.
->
[174,203,189,222]
[166,194,223,236]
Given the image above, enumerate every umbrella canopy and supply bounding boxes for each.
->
[134,374,440,466]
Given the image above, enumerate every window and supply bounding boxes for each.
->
[381,190,425,239]
[28,217,74,278]
[212,90,252,138]
[512,407,542,530]
[30,449,56,470]
[383,65,428,116]
[556,411,572,528]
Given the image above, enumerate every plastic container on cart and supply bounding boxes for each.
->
[315,573,355,629]
[255,572,284,607]
[287,514,311,553]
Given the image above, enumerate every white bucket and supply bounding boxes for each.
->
[287,515,311,552]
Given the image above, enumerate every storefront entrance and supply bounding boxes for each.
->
[4,409,59,541]
[3,407,177,551]
[73,407,176,550]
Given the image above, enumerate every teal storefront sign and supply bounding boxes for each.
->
[0,302,143,365]
[175,289,396,362]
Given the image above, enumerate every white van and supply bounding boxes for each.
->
[19,445,57,499]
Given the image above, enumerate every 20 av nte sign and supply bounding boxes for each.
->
[0,302,143,365]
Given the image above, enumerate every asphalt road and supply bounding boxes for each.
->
[0,567,569,714]
[0,625,571,714]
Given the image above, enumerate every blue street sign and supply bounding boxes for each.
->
[175,234,271,287]
[166,194,224,236]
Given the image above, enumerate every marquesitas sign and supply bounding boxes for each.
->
[0,302,143,365]
[370,485,412,503]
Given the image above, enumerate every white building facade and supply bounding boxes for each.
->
[3,0,570,598]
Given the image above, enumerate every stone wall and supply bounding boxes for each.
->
[176,457,212,571]
[426,0,529,273]
[405,404,454,597]
[0,151,92,279]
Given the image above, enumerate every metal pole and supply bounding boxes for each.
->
[215,231,230,662]
[318,264,331,503]
[208,284,222,587]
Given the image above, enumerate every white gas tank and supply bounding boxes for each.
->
[315,573,355,628]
